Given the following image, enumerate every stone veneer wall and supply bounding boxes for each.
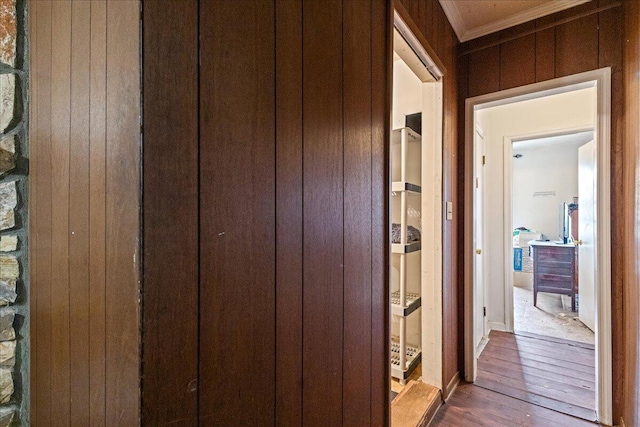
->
[0,0,27,424]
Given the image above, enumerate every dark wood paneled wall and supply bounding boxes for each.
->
[199,2,277,424]
[623,1,640,425]
[30,1,141,425]
[457,0,626,422]
[459,1,622,95]
[142,0,390,425]
[398,0,462,397]
[141,0,199,423]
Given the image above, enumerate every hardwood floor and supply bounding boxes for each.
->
[431,383,597,426]
[431,331,597,426]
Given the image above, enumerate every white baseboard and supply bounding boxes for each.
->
[488,321,507,332]
[475,335,489,358]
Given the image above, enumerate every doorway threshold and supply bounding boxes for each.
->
[392,381,441,427]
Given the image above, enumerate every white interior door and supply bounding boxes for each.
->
[578,140,596,332]
[474,130,486,355]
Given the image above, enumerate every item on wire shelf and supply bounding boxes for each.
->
[391,223,421,244]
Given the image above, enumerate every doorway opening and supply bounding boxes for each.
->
[510,130,595,344]
[389,7,445,426]
[464,69,612,425]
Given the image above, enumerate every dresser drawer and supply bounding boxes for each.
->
[536,276,574,293]
[536,264,574,276]
[536,251,574,264]
[531,243,577,310]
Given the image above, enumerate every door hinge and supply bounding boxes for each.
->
[482,155,486,165]
[476,177,479,188]
[483,307,487,317]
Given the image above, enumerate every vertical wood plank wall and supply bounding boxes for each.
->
[398,0,462,397]
[142,0,390,425]
[457,0,627,422]
[370,3,391,423]
[623,1,640,425]
[301,2,345,424]
[30,1,141,425]
[141,0,199,424]
[27,0,640,425]
[274,1,304,425]
[199,1,277,424]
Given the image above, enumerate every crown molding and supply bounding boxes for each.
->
[438,0,466,42]
[439,0,592,43]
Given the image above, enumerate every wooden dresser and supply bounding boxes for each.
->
[529,241,577,311]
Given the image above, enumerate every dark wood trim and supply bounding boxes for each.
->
[622,0,640,425]
[370,1,392,425]
[393,0,447,76]
[444,371,460,401]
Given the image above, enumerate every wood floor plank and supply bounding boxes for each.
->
[490,332,595,358]
[493,331,596,354]
[513,330,595,350]
[481,354,595,393]
[432,383,597,427]
[452,385,592,426]
[478,351,596,382]
[462,386,584,426]
[475,376,597,421]
[481,342,595,373]
[473,331,597,423]
[433,404,520,427]
[486,336,595,367]
[475,372,594,414]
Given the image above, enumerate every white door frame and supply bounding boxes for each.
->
[474,127,489,355]
[464,68,612,425]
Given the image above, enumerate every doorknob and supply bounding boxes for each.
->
[476,249,482,254]
[574,240,583,246]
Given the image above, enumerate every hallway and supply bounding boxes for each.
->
[432,331,597,426]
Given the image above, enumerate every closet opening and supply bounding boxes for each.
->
[389,8,445,426]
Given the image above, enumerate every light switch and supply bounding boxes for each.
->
[446,201,453,221]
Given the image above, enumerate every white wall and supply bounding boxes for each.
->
[476,87,595,331]
[512,144,579,239]
[393,58,422,130]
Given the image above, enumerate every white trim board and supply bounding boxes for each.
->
[464,68,612,426]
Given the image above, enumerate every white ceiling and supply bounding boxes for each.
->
[439,0,592,42]
[513,130,594,152]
